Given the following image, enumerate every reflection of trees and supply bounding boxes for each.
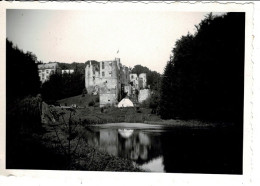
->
[161,128,242,174]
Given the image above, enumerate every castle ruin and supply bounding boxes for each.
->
[85,58,149,107]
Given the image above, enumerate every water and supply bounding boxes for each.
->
[83,123,243,174]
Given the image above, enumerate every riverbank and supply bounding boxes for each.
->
[46,104,235,130]
[45,105,161,124]
[37,117,144,171]
[54,95,236,129]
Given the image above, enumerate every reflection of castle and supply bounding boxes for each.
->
[85,58,150,107]
[84,128,162,165]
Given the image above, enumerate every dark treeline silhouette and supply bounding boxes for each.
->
[6,39,50,169]
[131,64,161,90]
[159,13,245,123]
[41,71,85,103]
[54,60,99,75]
[55,61,87,75]
[6,39,41,104]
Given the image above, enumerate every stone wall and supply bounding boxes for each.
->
[139,73,147,89]
[85,61,101,93]
[100,93,118,107]
[138,89,150,103]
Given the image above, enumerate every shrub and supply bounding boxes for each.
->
[139,98,150,108]
[95,96,100,103]
[82,88,87,97]
[88,100,95,107]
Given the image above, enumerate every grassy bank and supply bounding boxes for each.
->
[55,94,162,124]
[57,94,99,107]
[51,105,161,125]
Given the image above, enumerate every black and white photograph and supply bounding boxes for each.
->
[0,1,258,185]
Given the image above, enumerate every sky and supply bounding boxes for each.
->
[7,9,216,74]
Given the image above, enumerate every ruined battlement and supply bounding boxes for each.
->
[85,58,148,107]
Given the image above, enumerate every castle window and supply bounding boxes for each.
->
[102,72,105,77]
[109,71,112,77]
[102,62,104,69]
[131,75,134,79]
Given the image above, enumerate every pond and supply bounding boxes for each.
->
[83,123,243,174]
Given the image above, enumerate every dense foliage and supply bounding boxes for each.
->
[131,65,161,90]
[6,39,41,103]
[159,13,245,122]
[56,60,98,75]
[6,39,43,168]
[41,71,85,103]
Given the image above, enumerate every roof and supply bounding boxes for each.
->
[38,63,58,70]
[118,98,134,107]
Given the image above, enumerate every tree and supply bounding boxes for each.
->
[159,61,176,119]
[159,13,245,122]
[41,70,85,102]
[6,39,41,103]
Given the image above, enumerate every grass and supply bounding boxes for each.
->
[52,106,162,125]
[55,94,162,124]
[57,94,99,107]
[56,94,233,128]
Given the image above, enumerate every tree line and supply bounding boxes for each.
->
[6,39,41,104]
[159,13,245,122]
[41,71,85,103]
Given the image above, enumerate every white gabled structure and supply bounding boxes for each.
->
[118,98,134,108]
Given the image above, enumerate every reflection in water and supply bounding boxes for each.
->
[118,129,134,138]
[83,124,243,174]
[84,127,162,170]
[140,156,165,172]
[99,130,118,156]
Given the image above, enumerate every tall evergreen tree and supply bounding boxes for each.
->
[159,12,245,122]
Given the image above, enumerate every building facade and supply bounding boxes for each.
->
[85,58,149,107]
[38,63,61,83]
[85,58,130,107]
[62,69,74,74]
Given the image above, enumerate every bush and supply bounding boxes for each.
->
[82,88,87,97]
[88,100,95,107]
[139,99,150,108]
[95,96,100,103]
